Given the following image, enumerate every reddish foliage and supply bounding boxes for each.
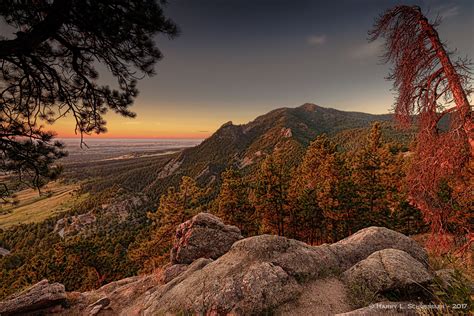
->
[370,5,473,248]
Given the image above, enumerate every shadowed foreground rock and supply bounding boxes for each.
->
[141,229,430,315]
[1,213,435,315]
[0,279,66,315]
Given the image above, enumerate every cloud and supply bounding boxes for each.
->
[436,5,460,19]
[307,35,326,45]
[350,39,383,59]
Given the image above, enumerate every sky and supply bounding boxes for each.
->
[50,0,474,138]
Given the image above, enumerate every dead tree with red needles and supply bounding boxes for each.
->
[370,5,473,249]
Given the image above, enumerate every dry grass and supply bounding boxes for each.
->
[0,181,84,229]
[411,233,473,315]
[412,233,473,280]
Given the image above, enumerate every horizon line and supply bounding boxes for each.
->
[57,136,207,139]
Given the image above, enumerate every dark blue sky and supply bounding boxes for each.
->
[57,0,474,137]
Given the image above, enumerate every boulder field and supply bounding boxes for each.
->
[0,213,446,315]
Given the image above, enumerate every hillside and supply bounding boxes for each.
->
[86,103,399,199]
[1,103,408,228]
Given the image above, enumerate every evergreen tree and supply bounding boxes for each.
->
[392,201,426,236]
[216,168,257,236]
[331,154,359,238]
[289,135,338,243]
[0,1,179,199]
[350,123,402,228]
[133,176,207,271]
[152,176,207,227]
[253,152,291,236]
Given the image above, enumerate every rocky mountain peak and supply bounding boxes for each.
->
[220,121,234,128]
[299,103,319,112]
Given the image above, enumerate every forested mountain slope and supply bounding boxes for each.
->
[85,103,399,198]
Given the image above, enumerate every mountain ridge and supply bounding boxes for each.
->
[143,103,395,193]
[74,103,406,202]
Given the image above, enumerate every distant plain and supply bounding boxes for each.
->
[0,138,203,228]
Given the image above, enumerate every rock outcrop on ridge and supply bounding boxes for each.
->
[170,212,243,264]
[0,280,66,315]
[0,212,437,315]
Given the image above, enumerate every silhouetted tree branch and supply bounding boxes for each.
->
[0,0,179,201]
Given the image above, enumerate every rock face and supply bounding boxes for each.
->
[343,248,433,294]
[54,195,147,238]
[145,236,311,315]
[0,279,66,315]
[1,215,435,316]
[157,159,182,179]
[141,227,430,315]
[170,212,243,264]
[159,263,189,283]
[100,195,146,220]
[54,212,96,238]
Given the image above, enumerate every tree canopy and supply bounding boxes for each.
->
[0,0,178,200]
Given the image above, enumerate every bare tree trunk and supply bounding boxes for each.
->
[418,16,473,155]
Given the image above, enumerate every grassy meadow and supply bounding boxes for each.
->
[0,182,83,229]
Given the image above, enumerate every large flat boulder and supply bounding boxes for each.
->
[63,274,162,316]
[342,248,433,295]
[0,279,66,315]
[159,263,189,283]
[170,212,243,264]
[329,226,429,270]
[144,235,312,315]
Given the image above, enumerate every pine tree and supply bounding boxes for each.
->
[350,123,402,229]
[151,176,207,227]
[331,154,359,238]
[253,152,291,236]
[289,135,337,243]
[370,6,472,248]
[132,176,207,271]
[392,201,426,236]
[216,167,257,236]
[0,1,179,200]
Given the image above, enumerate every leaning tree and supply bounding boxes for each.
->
[370,5,473,248]
[0,0,178,201]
